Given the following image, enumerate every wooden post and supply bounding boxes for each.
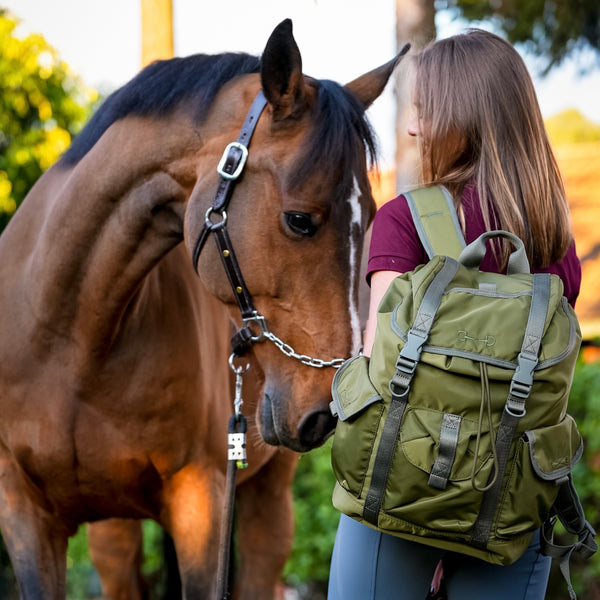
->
[141,0,174,67]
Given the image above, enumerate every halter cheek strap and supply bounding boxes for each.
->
[191,90,268,273]
[191,91,268,354]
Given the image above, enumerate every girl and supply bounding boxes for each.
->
[328,28,580,600]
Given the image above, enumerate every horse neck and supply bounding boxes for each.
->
[23,115,201,356]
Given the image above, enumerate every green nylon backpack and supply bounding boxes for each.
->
[330,185,596,598]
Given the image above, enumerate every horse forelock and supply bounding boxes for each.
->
[287,79,379,207]
[60,52,261,166]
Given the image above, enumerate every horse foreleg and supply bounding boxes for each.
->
[162,464,224,599]
[0,457,69,599]
[87,518,148,600]
[234,448,298,600]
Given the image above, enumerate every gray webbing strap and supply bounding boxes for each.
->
[389,257,460,398]
[507,273,551,416]
[363,257,459,525]
[470,410,520,547]
[405,186,466,260]
[471,273,551,547]
[362,392,409,525]
[428,413,462,490]
[541,474,598,600]
[458,230,530,275]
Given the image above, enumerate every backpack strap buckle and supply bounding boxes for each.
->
[506,352,538,416]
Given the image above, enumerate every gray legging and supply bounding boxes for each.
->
[328,514,551,599]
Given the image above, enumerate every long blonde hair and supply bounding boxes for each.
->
[414,29,572,268]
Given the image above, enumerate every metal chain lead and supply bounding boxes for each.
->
[263,330,346,369]
[242,311,347,369]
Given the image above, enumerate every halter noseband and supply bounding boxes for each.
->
[191,90,345,367]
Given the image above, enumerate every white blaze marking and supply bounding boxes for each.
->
[347,179,363,354]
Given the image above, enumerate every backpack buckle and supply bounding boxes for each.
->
[395,354,417,375]
[506,352,537,417]
[389,353,418,400]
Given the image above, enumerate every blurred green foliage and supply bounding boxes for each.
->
[438,0,600,72]
[65,528,99,599]
[283,438,339,597]
[0,9,96,231]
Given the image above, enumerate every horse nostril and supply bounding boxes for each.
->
[297,409,337,449]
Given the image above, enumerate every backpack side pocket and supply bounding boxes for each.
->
[331,354,384,498]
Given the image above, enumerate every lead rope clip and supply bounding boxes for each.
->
[228,354,250,469]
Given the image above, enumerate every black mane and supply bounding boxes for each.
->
[60,52,379,203]
[60,52,261,165]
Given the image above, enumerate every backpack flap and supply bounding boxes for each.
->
[330,355,382,422]
[523,415,583,485]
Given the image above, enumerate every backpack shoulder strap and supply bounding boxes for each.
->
[404,185,466,259]
[540,473,598,599]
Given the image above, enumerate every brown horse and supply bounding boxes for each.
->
[0,19,406,599]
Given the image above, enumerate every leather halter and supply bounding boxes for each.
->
[191,90,268,356]
[191,90,346,368]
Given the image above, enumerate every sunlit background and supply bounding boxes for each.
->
[1,2,600,598]
[3,0,600,169]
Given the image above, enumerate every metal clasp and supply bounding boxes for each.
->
[217,142,248,180]
[242,312,269,342]
[205,207,227,229]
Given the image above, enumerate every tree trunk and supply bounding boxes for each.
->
[394,0,437,191]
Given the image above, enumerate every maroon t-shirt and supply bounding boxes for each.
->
[367,186,581,307]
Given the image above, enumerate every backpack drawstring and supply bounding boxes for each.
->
[471,362,499,492]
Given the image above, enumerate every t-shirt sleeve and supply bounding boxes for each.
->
[366,194,428,285]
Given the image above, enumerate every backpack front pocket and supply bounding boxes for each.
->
[382,406,495,533]
[400,407,494,482]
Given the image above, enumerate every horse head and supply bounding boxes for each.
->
[186,20,408,452]
[0,17,411,598]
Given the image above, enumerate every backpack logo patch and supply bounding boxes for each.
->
[457,330,496,347]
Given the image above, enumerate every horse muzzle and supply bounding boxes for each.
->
[260,388,336,452]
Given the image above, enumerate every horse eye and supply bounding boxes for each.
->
[283,212,319,237]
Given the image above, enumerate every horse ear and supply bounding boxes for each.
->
[345,43,411,109]
[261,19,306,121]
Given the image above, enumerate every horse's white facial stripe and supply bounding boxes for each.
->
[347,181,363,355]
